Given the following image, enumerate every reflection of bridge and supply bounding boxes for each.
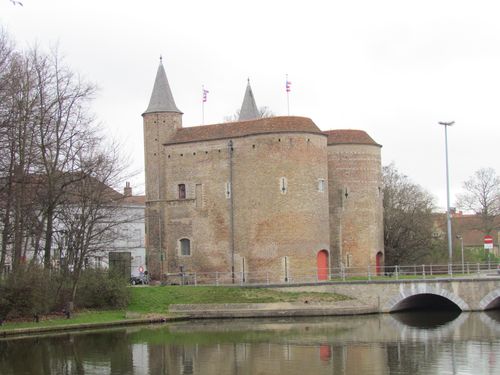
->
[274,278,500,312]
[164,312,499,345]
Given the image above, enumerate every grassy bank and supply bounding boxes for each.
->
[0,286,349,331]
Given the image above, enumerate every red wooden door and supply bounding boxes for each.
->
[317,250,329,281]
[376,252,383,275]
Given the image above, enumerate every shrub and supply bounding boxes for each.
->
[74,269,130,309]
[0,267,129,320]
[0,266,57,319]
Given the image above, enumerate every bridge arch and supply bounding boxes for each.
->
[385,284,470,312]
[479,289,500,310]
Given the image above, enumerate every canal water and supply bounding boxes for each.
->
[1,311,499,374]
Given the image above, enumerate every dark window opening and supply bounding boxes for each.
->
[180,238,191,256]
[178,184,186,199]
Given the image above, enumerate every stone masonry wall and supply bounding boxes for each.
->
[327,144,384,269]
[162,132,331,282]
[143,112,182,279]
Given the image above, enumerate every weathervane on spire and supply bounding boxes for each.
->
[159,55,163,63]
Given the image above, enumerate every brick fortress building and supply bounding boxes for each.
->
[142,61,384,282]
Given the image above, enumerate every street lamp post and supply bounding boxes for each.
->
[439,121,455,272]
[456,234,464,274]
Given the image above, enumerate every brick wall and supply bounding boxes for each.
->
[327,144,384,268]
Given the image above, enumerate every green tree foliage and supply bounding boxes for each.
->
[382,164,437,265]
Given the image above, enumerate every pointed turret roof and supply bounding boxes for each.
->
[238,79,260,121]
[143,59,182,115]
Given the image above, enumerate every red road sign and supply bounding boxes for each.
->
[484,235,493,250]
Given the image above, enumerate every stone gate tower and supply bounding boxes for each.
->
[142,60,384,281]
[142,60,182,277]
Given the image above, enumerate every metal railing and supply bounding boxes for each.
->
[161,262,499,286]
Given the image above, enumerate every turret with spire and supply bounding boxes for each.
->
[143,56,182,115]
[142,57,183,187]
[142,58,182,279]
[238,79,260,121]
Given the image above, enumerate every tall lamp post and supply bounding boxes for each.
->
[439,121,455,271]
[456,234,464,273]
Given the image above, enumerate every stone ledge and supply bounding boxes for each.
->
[168,302,377,318]
[0,316,185,338]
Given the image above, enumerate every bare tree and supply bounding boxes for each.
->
[29,47,97,267]
[456,168,500,235]
[0,32,131,281]
[382,163,436,265]
[0,33,40,272]
[56,142,132,302]
[224,106,274,122]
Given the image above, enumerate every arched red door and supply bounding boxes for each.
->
[376,251,383,275]
[317,250,329,281]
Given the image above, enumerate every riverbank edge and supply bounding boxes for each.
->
[0,303,377,338]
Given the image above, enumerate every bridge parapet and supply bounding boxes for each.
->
[272,278,500,312]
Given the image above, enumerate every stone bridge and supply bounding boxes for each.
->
[272,277,500,312]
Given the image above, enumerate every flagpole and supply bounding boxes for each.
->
[286,74,290,116]
[202,85,205,125]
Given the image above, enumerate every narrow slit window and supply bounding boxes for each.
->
[280,177,288,194]
[178,184,186,199]
[318,179,325,192]
[225,182,231,199]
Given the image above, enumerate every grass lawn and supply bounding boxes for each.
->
[0,286,349,331]
[0,310,127,331]
[127,285,349,313]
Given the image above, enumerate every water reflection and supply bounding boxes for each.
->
[0,312,499,375]
[391,310,461,329]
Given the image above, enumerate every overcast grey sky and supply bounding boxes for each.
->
[2,0,499,209]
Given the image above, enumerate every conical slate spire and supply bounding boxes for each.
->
[238,79,259,121]
[144,59,182,114]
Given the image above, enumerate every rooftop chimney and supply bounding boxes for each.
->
[124,182,132,197]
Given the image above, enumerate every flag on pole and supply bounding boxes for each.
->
[286,79,291,92]
[202,87,209,102]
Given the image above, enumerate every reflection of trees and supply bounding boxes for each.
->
[385,341,439,374]
[0,330,134,374]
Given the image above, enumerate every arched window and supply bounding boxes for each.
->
[180,238,191,256]
[178,184,186,199]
